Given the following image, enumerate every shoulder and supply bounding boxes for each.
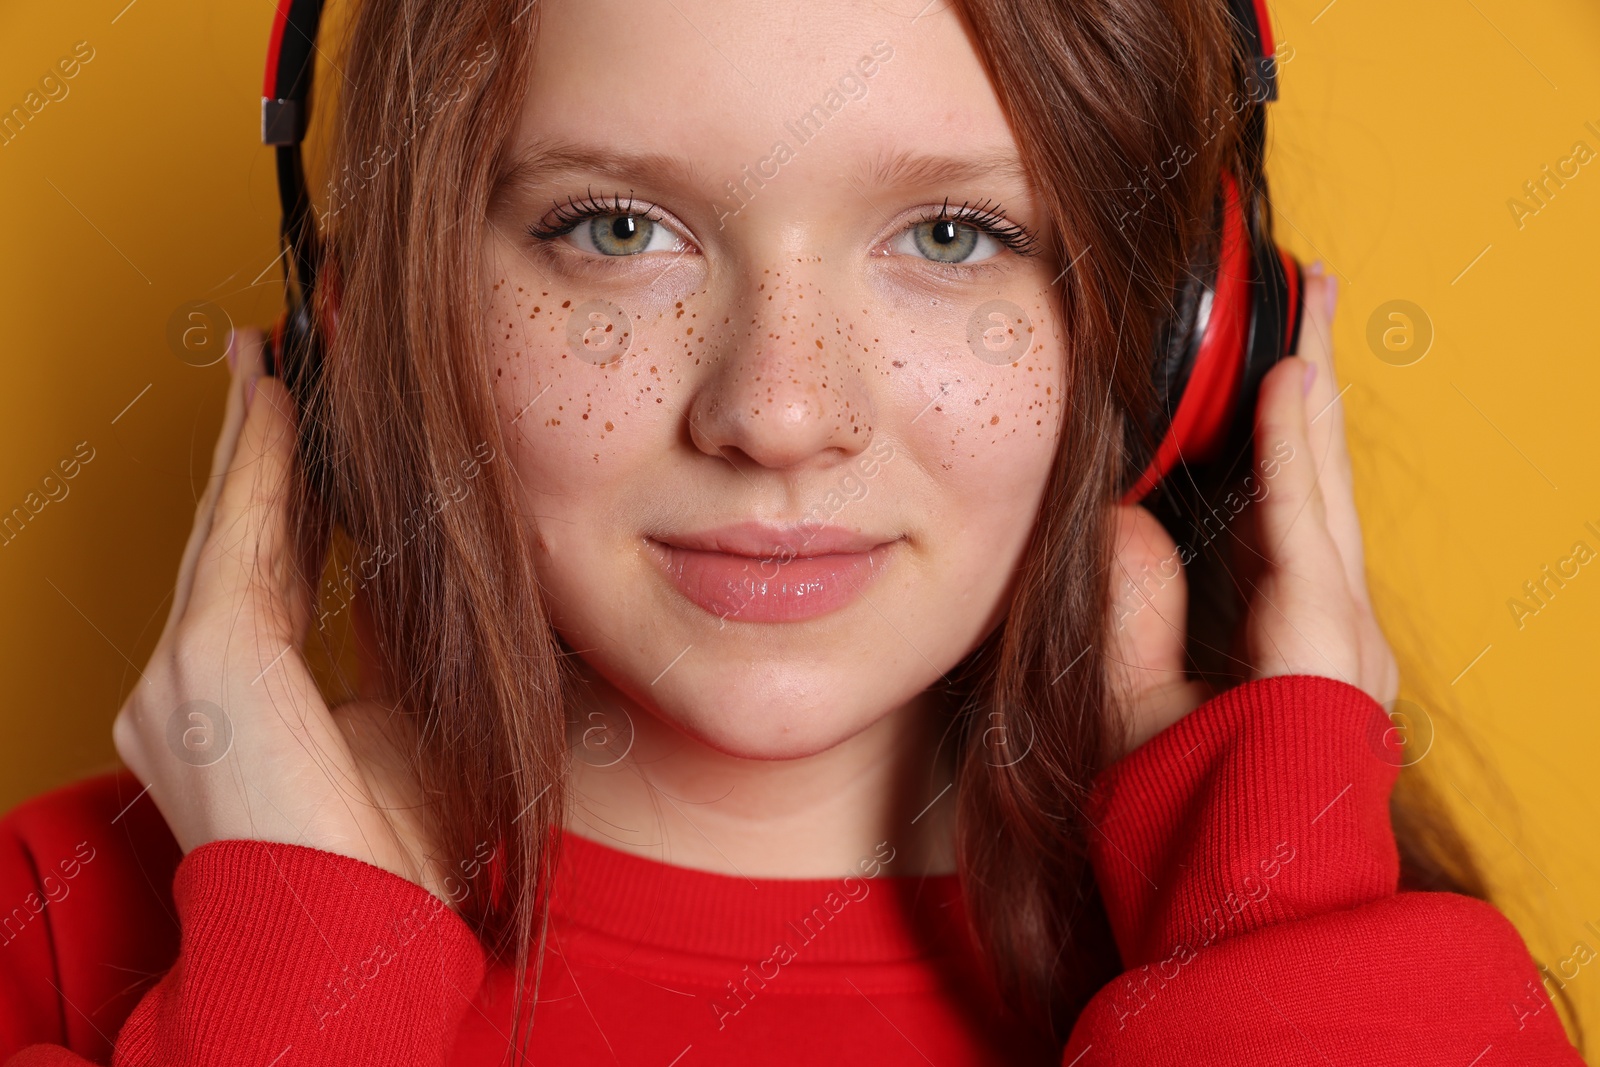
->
[0,768,182,1058]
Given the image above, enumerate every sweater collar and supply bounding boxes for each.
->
[547,828,971,965]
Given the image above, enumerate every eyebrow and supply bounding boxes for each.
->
[492,137,1032,204]
[853,147,1030,192]
[494,138,719,202]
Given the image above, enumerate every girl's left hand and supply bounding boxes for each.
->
[1104,269,1399,758]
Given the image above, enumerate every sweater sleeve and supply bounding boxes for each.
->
[1061,673,1585,1066]
[4,839,486,1067]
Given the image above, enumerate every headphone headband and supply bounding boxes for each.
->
[262,0,324,146]
[261,0,326,383]
[1229,0,1280,102]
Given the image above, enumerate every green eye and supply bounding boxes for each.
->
[896,216,1005,265]
[910,218,982,263]
[589,214,657,256]
[890,199,1041,265]
[527,193,693,258]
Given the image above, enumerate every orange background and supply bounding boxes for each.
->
[0,0,1596,1052]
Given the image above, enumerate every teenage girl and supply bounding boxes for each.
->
[0,0,1584,1063]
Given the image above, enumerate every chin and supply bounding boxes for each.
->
[615,647,910,761]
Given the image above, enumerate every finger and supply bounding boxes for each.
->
[1104,504,1202,747]
[1105,504,1186,675]
[1253,354,1332,570]
[1297,270,1336,495]
[186,346,303,635]
[1296,269,1371,611]
[163,328,259,635]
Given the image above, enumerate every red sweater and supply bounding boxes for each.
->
[0,675,1582,1065]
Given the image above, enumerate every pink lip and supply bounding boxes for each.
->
[645,522,899,623]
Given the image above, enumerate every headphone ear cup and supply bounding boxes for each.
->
[1125,227,1214,501]
[1213,236,1302,475]
[1122,172,1252,507]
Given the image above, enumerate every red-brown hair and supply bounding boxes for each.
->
[292,0,1523,1055]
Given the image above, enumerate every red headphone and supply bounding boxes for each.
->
[1122,0,1306,507]
[262,0,1303,505]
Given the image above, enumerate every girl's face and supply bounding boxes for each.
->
[482,0,1068,760]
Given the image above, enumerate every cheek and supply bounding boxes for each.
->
[886,290,1066,497]
[484,279,710,486]
[865,288,1067,633]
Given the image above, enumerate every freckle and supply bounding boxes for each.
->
[891,360,904,368]
[605,421,614,431]
[990,415,1000,425]
[656,397,663,404]
[561,299,571,308]
[582,413,589,419]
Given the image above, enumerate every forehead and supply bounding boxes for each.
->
[511,0,1020,185]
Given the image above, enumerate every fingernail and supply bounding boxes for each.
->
[1325,275,1339,320]
[1307,259,1325,277]
[1302,360,1318,396]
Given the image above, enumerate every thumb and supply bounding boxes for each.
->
[1252,355,1325,566]
[1104,503,1209,756]
[1106,503,1187,681]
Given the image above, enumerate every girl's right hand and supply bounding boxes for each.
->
[1104,271,1398,760]
[111,327,448,902]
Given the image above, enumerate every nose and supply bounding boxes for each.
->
[685,265,876,471]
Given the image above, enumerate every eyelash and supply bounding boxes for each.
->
[526,188,666,241]
[911,197,1042,259]
[524,190,1043,262]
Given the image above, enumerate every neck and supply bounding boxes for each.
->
[560,663,961,880]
